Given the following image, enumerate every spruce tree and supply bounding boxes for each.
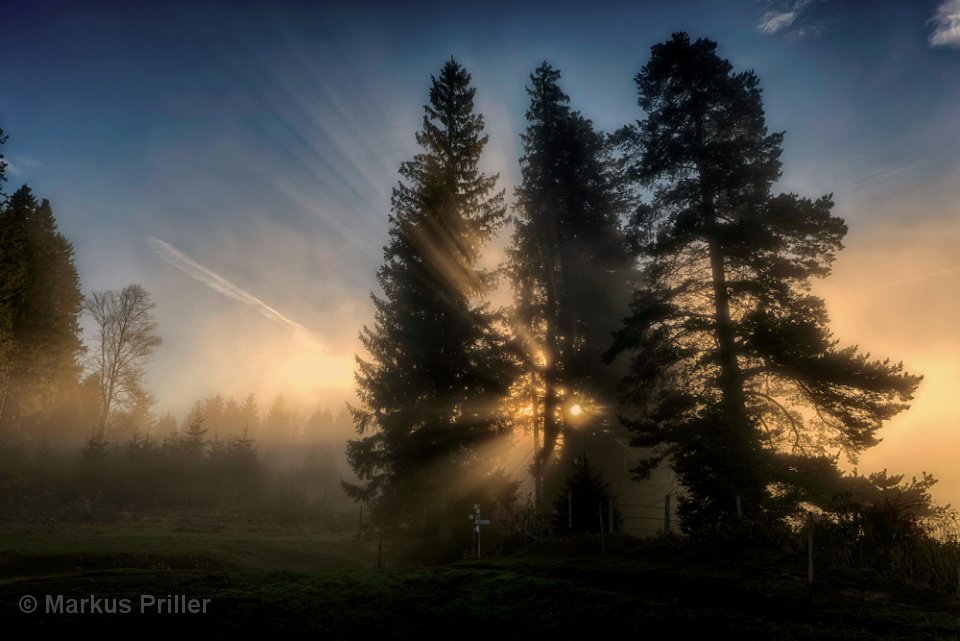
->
[607,33,922,533]
[0,186,84,436]
[344,59,510,534]
[508,63,636,503]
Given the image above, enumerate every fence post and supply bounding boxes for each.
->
[598,503,606,555]
[807,511,814,586]
[377,528,383,569]
[663,494,671,536]
[608,499,615,534]
[568,492,573,530]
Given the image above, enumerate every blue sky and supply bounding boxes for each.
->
[2,0,960,501]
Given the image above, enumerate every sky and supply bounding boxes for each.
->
[1,0,959,504]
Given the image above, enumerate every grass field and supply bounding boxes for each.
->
[1,520,958,639]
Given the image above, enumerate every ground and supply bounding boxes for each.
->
[0,519,957,638]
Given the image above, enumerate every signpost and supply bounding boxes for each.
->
[467,504,491,559]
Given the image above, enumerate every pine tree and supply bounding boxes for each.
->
[239,393,260,435]
[0,186,85,437]
[303,405,334,443]
[552,453,621,534]
[0,127,8,201]
[606,33,922,533]
[263,393,292,442]
[508,63,636,503]
[344,58,510,534]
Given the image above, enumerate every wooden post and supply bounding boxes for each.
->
[598,503,606,555]
[807,511,814,586]
[358,502,364,533]
[735,495,743,519]
[568,492,573,530]
[608,499,615,534]
[377,529,383,569]
[663,494,671,536]
[531,373,542,511]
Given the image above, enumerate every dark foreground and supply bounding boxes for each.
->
[0,522,957,639]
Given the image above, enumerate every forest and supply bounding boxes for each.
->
[2,26,959,638]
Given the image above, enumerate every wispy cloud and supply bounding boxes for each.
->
[857,264,960,294]
[0,154,43,177]
[757,0,819,37]
[147,236,325,349]
[929,0,960,48]
[758,9,799,34]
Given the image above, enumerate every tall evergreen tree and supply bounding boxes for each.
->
[0,127,8,201]
[344,58,510,534]
[0,185,85,437]
[263,393,293,442]
[508,63,636,504]
[239,393,260,435]
[606,33,922,533]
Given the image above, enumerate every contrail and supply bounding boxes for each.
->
[858,264,960,293]
[146,236,324,349]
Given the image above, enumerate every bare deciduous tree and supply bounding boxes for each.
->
[84,284,162,437]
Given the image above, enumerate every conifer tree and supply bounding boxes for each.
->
[508,63,636,502]
[0,185,85,436]
[607,34,922,532]
[344,59,510,533]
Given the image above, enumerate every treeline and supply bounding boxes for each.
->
[0,411,356,528]
[174,394,353,445]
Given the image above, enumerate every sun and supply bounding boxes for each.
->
[569,403,582,417]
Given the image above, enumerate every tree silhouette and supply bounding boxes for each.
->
[344,58,511,535]
[552,453,621,534]
[84,284,162,439]
[607,33,922,533]
[508,63,636,503]
[0,127,8,201]
[0,185,84,437]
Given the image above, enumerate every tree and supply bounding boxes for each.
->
[606,33,922,533]
[303,405,335,443]
[0,186,85,437]
[84,284,162,439]
[155,410,178,437]
[551,453,621,534]
[508,63,636,505]
[263,393,293,442]
[344,58,511,536]
[0,126,8,202]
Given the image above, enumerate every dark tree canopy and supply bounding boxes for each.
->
[607,33,921,532]
[508,63,637,500]
[0,127,8,201]
[0,185,85,437]
[344,59,512,533]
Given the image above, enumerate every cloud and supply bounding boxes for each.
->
[758,10,799,34]
[929,0,960,48]
[757,0,820,37]
[0,154,42,177]
[856,264,960,293]
[146,236,325,349]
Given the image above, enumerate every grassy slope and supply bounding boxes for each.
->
[0,522,957,639]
